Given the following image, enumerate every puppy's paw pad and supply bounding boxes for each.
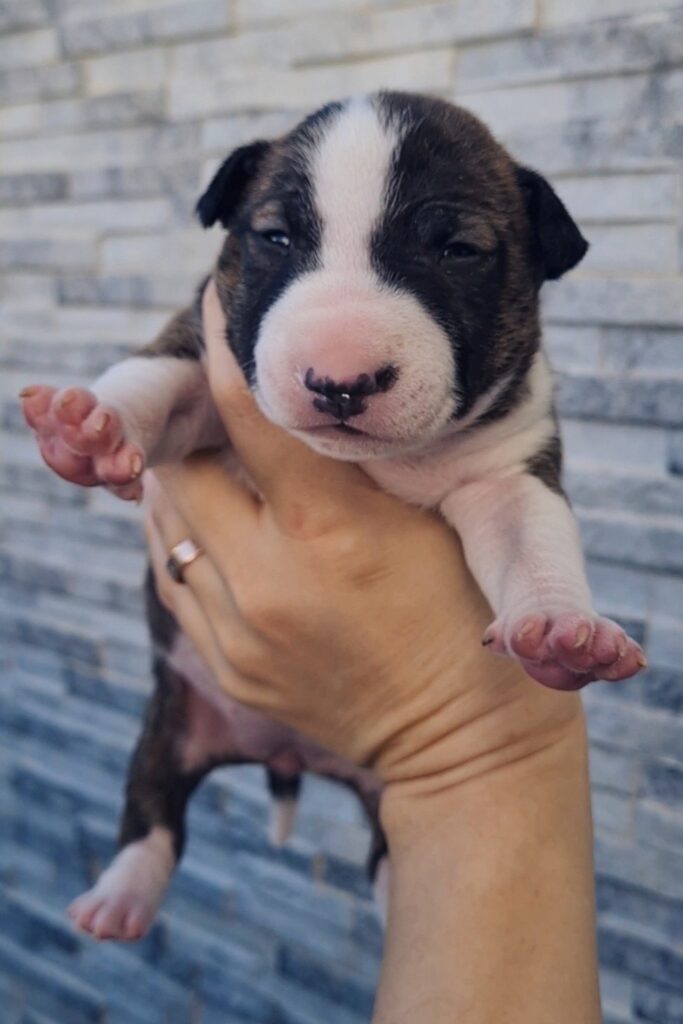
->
[68,887,155,942]
[22,383,145,494]
[20,384,57,432]
[51,388,126,458]
[484,609,646,690]
[483,613,547,660]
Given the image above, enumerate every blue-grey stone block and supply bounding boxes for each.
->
[0,172,67,206]
[596,876,683,945]
[598,917,683,990]
[277,944,376,1015]
[319,846,372,898]
[198,961,283,1022]
[78,944,194,1024]
[0,890,80,958]
[644,759,683,805]
[634,980,683,1023]
[669,431,683,476]
[642,668,683,714]
[0,936,106,1024]
[557,373,683,429]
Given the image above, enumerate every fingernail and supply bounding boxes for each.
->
[19,386,37,399]
[130,454,143,477]
[94,412,109,434]
[517,620,535,641]
[574,625,591,649]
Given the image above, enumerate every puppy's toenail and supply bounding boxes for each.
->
[60,392,75,407]
[19,386,37,399]
[94,413,109,434]
[574,625,591,649]
[482,635,494,647]
[637,653,648,668]
[517,621,535,641]
[130,454,143,476]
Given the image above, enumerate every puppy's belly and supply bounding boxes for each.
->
[167,630,380,797]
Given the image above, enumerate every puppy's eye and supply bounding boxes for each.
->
[260,229,291,249]
[441,240,479,261]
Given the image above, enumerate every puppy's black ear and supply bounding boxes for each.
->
[516,166,588,281]
[196,140,271,229]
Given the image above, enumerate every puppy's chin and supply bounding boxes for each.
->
[254,387,455,463]
[290,426,406,462]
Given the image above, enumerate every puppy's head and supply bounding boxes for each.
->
[198,92,587,460]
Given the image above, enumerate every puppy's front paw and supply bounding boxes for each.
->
[482,611,647,690]
[20,385,145,501]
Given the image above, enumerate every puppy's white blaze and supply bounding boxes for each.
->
[311,98,400,276]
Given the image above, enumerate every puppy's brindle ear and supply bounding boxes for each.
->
[516,166,589,282]
[196,140,271,229]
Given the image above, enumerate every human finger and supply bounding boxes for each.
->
[144,469,240,616]
[148,452,264,571]
[144,498,233,683]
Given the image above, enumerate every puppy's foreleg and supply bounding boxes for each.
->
[21,300,225,498]
[441,472,645,689]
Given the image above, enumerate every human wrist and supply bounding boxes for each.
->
[374,700,601,1024]
[379,690,586,847]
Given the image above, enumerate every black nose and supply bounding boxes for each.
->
[304,366,398,421]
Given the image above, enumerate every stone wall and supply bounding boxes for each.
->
[1,2,682,1022]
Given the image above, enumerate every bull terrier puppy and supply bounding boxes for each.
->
[21,92,645,941]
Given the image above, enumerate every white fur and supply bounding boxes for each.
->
[311,97,398,277]
[442,472,592,627]
[69,826,175,940]
[366,352,556,506]
[269,797,298,847]
[364,352,593,630]
[92,355,223,465]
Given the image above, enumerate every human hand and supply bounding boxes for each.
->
[145,281,600,1024]
[145,281,581,790]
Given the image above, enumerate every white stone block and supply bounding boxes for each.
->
[542,0,683,28]
[84,47,170,96]
[0,198,173,237]
[554,173,679,222]
[583,223,678,273]
[169,49,453,117]
[101,229,220,277]
[0,27,57,70]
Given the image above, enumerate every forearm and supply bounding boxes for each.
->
[376,700,601,1024]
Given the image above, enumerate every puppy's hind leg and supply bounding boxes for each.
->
[68,655,208,942]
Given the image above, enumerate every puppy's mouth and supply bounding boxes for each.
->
[332,422,365,435]
[305,422,375,439]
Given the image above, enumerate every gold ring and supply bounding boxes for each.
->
[166,538,204,584]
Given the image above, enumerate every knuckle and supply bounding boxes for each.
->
[317,522,385,584]
[279,499,347,543]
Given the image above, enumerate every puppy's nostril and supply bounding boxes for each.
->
[304,365,399,398]
[304,367,329,396]
[374,365,398,393]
